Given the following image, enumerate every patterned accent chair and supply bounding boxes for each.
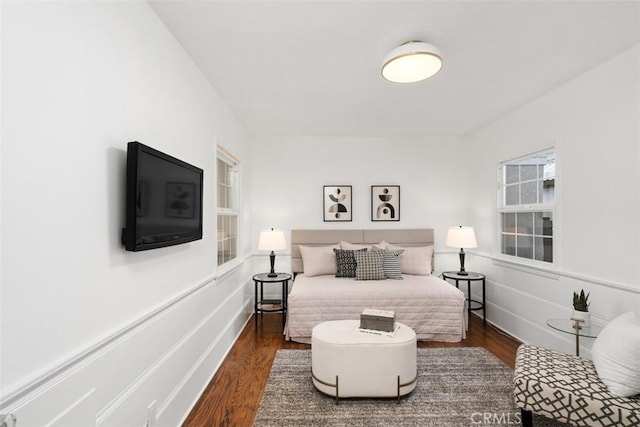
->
[514,344,640,427]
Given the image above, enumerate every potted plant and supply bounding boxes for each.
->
[571,289,590,326]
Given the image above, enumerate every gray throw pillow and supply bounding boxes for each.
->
[353,250,386,280]
[373,246,405,279]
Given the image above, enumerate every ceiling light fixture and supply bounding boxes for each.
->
[381,40,443,83]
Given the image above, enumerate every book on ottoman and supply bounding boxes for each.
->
[360,308,396,332]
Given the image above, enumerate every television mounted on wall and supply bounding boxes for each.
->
[122,141,203,251]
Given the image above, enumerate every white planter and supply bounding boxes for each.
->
[571,310,590,328]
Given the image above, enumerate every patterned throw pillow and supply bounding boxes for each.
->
[373,247,405,279]
[353,250,385,281]
[333,248,366,278]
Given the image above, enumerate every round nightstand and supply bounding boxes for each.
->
[253,272,292,329]
[442,271,486,325]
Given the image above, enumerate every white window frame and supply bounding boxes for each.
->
[497,148,556,267]
[216,147,240,268]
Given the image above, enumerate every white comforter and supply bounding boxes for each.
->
[285,274,468,343]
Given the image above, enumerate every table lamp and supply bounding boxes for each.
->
[258,228,287,277]
[446,226,477,276]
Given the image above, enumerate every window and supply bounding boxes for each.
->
[498,150,555,263]
[217,149,239,266]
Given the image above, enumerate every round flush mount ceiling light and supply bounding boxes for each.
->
[381,41,443,83]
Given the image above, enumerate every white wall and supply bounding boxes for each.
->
[466,44,640,355]
[1,2,253,426]
[251,136,471,274]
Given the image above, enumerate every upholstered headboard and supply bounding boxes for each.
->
[291,229,435,274]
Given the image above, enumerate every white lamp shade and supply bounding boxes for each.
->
[382,41,443,83]
[258,228,287,251]
[446,226,477,249]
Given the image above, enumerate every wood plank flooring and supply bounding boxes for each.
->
[183,314,521,427]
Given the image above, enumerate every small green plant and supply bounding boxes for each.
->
[573,289,590,312]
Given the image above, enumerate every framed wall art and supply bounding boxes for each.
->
[323,185,352,222]
[371,185,400,221]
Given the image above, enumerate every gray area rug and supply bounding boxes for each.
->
[254,348,569,426]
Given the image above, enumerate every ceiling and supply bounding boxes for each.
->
[149,1,640,138]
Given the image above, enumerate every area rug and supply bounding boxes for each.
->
[254,348,568,426]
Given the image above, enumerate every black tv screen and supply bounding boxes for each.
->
[122,141,203,251]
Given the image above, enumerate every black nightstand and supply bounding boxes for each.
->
[442,271,486,325]
[253,272,292,329]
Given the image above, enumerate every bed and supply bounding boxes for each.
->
[284,229,468,343]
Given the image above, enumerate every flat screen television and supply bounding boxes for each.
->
[122,141,203,251]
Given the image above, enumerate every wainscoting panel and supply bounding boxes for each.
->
[0,263,254,427]
[468,252,640,358]
[48,389,97,427]
[5,383,97,427]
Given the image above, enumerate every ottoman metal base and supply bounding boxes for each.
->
[311,370,418,405]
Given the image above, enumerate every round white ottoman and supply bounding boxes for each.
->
[311,320,417,403]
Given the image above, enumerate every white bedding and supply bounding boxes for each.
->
[285,273,468,343]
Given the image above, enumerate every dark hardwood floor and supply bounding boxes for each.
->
[183,313,521,427]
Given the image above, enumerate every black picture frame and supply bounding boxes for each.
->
[371,185,400,221]
[323,185,352,222]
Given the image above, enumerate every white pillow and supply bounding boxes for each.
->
[591,311,640,397]
[340,240,386,251]
[298,244,339,277]
[340,240,368,250]
[386,243,433,275]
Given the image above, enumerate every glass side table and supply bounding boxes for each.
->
[546,318,603,356]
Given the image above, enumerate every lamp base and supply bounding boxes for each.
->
[457,249,468,276]
[268,251,278,277]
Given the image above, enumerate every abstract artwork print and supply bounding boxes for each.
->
[371,185,400,221]
[323,185,352,222]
